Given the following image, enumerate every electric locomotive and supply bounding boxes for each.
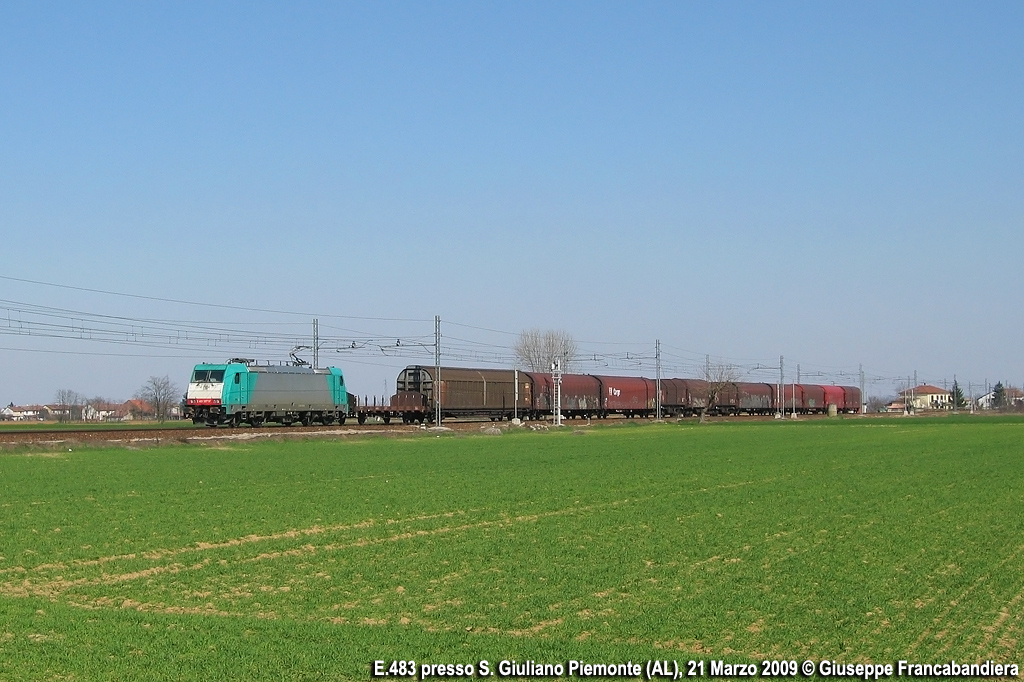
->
[184,358,354,427]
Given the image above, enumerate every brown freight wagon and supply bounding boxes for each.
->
[659,378,691,417]
[592,375,656,417]
[677,378,709,415]
[822,385,845,414]
[800,384,827,413]
[738,382,776,415]
[527,373,602,419]
[841,386,862,413]
[781,383,801,414]
[382,366,533,422]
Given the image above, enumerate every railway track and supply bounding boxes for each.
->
[0,421,474,446]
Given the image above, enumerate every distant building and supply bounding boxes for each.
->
[82,401,126,421]
[1,403,47,421]
[43,404,73,421]
[898,385,951,411]
[977,387,1024,410]
[885,399,909,414]
[122,399,155,420]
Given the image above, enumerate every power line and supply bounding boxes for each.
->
[0,274,430,323]
[1,275,927,387]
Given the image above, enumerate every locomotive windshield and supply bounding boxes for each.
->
[192,369,225,383]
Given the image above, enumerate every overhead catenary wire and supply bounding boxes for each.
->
[0,275,430,323]
[1,273,983,395]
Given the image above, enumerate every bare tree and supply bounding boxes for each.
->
[866,395,891,413]
[86,396,118,421]
[513,328,578,373]
[136,375,181,422]
[53,389,85,423]
[697,362,739,423]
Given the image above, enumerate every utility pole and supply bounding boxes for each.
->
[953,374,958,414]
[312,318,319,369]
[791,377,796,418]
[655,339,662,421]
[777,355,784,419]
[552,358,562,427]
[913,370,917,414]
[859,364,865,414]
[434,316,442,425]
[792,362,800,419]
[514,368,519,422]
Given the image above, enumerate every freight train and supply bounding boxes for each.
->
[184,360,860,427]
[183,359,354,427]
[357,365,861,424]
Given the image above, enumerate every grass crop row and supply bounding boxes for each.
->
[1,417,1022,680]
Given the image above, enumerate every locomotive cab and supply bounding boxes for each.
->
[184,364,229,424]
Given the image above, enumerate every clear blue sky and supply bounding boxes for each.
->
[1,1,1022,404]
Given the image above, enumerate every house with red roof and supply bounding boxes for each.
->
[898,385,951,411]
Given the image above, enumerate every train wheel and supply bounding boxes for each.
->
[357,414,366,425]
[249,416,265,428]
[338,415,346,425]
[383,415,391,425]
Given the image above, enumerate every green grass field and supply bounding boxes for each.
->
[1,417,1023,680]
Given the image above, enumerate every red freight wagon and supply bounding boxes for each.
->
[800,385,826,413]
[593,375,656,417]
[841,386,862,413]
[559,374,602,416]
[527,373,602,418]
[822,385,845,412]
[715,382,740,413]
[659,378,690,416]
[782,384,803,413]
[738,382,776,414]
[679,378,710,413]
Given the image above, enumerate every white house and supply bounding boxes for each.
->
[977,387,1023,410]
[2,404,47,421]
[898,385,951,411]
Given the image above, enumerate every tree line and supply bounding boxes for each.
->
[48,375,181,422]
